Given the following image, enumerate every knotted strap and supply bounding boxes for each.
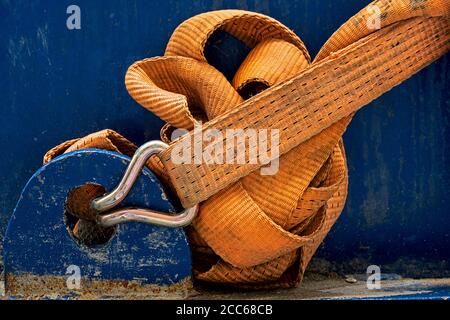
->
[45,0,450,288]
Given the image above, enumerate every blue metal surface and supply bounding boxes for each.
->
[4,149,191,288]
[1,0,449,277]
[331,285,450,301]
[357,288,450,300]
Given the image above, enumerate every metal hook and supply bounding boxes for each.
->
[91,140,198,228]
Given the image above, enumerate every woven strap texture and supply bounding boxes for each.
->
[45,0,450,288]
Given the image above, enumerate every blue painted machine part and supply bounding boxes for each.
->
[1,0,449,277]
[4,149,192,287]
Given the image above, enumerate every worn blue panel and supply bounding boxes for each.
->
[4,149,191,288]
[319,62,450,277]
[330,286,450,300]
[1,0,449,277]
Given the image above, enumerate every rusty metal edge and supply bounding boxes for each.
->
[4,273,194,300]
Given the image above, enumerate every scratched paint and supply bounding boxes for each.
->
[4,149,192,298]
[0,0,449,277]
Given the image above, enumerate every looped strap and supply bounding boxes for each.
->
[45,0,450,288]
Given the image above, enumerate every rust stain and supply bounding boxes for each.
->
[6,273,194,300]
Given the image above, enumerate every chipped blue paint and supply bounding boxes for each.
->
[4,149,191,286]
[327,286,450,301]
[355,287,450,300]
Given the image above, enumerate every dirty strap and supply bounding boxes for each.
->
[157,4,450,209]
[45,0,450,288]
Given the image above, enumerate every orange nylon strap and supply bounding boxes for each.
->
[45,0,450,288]
[155,9,450,209]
